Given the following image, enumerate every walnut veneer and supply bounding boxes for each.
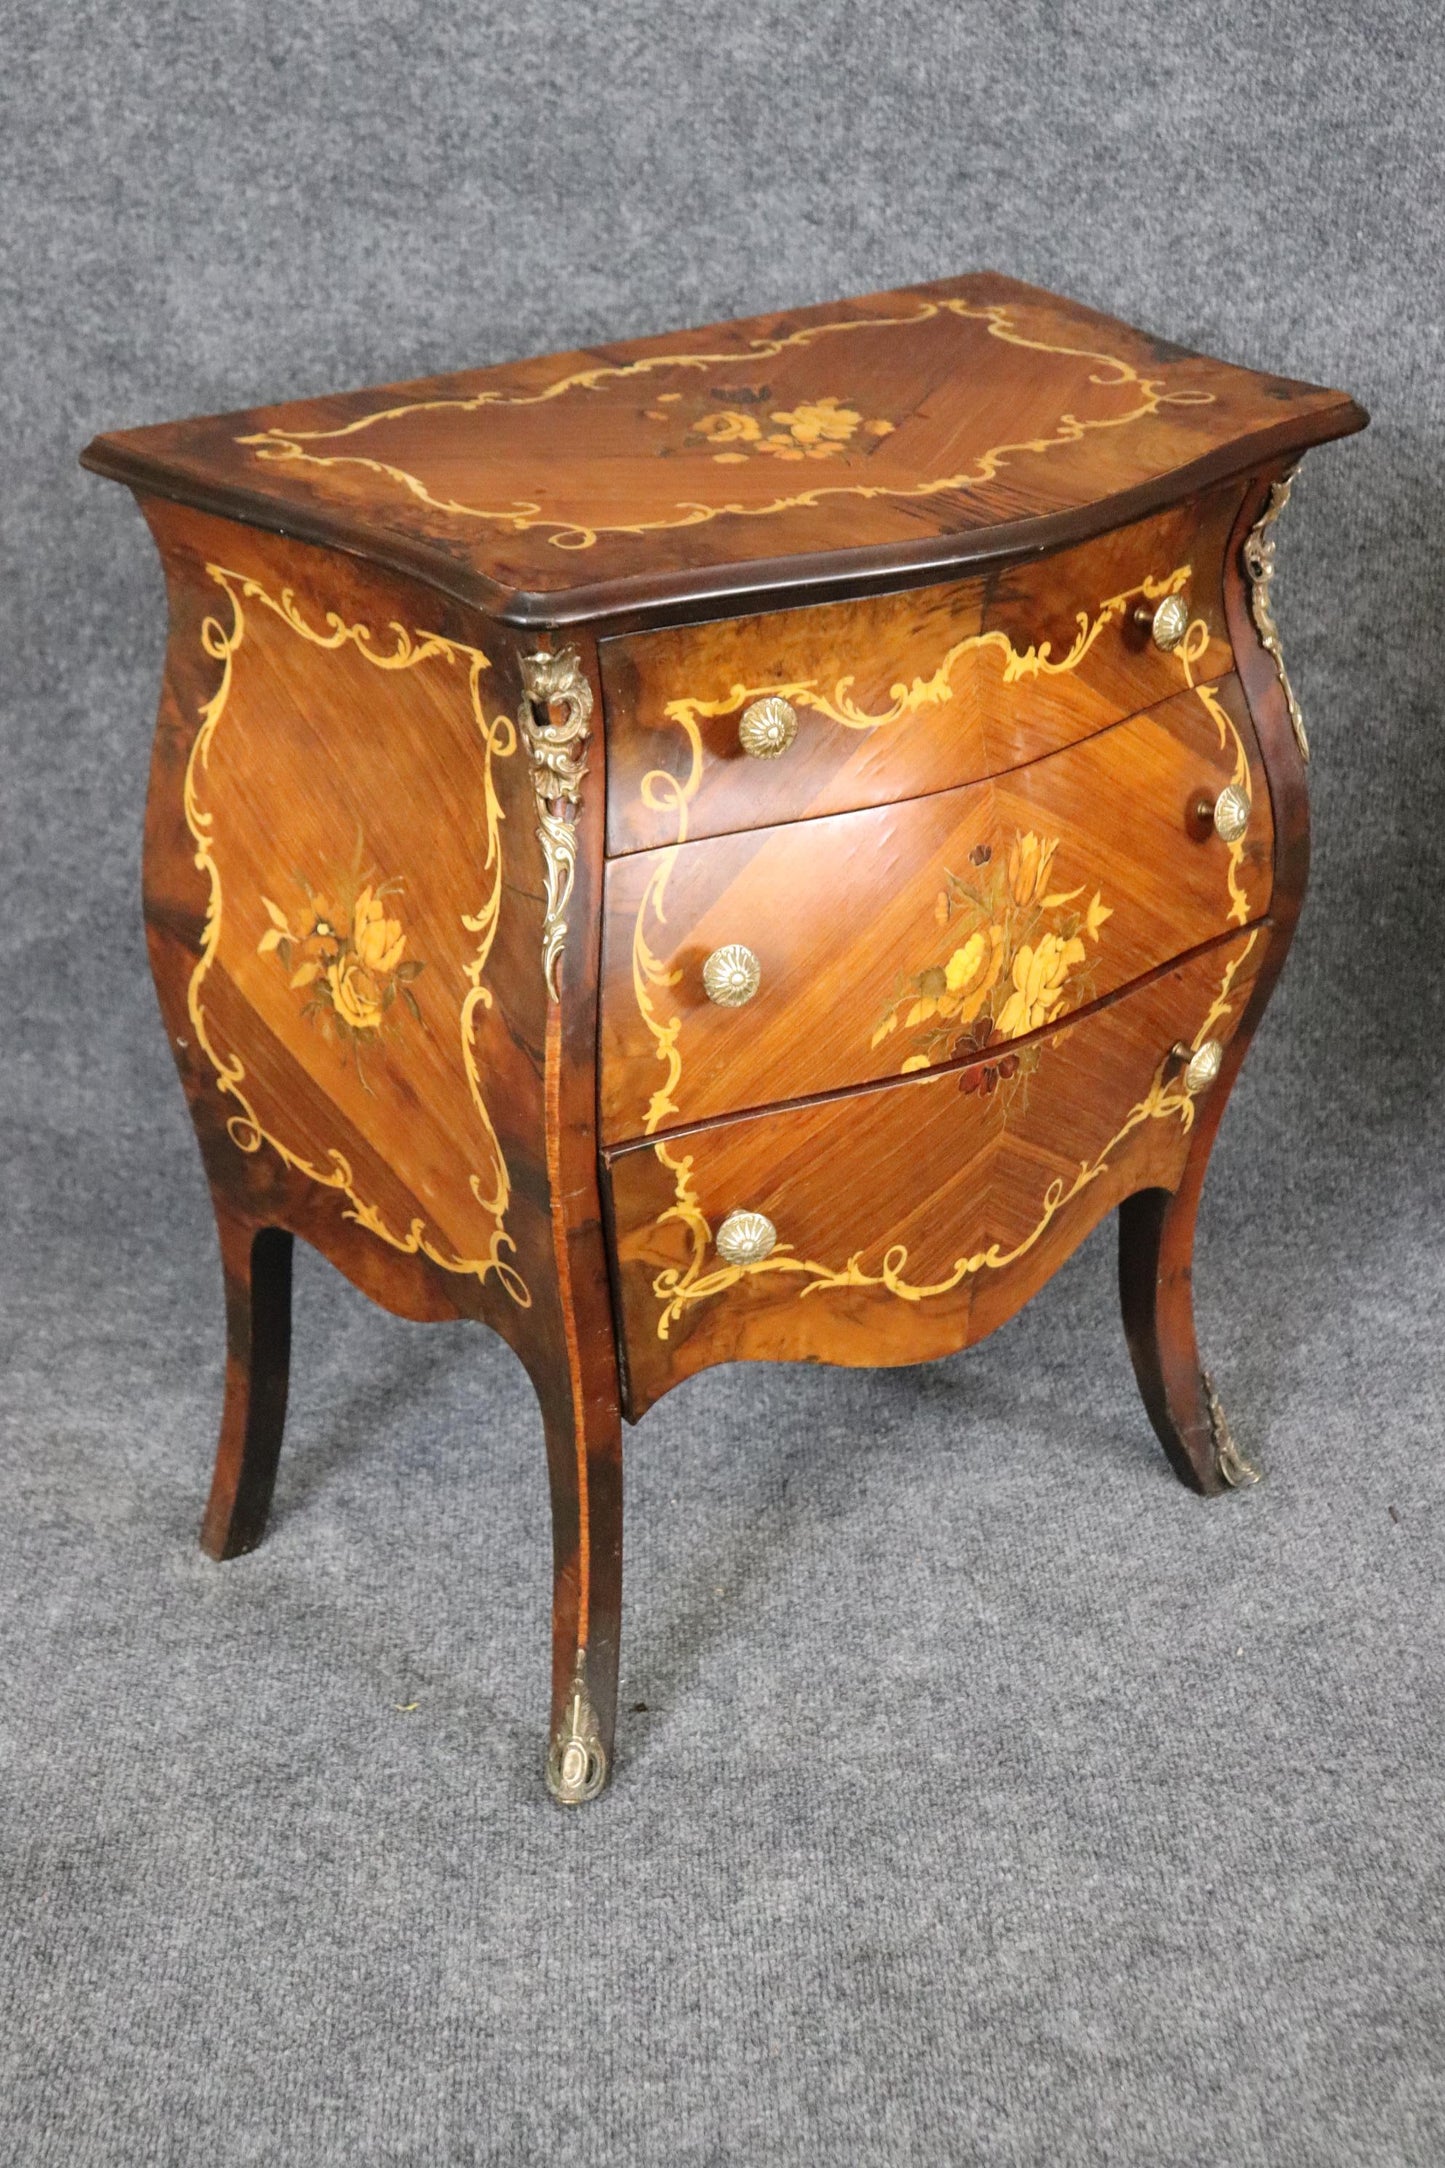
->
[83,271,1366,1804]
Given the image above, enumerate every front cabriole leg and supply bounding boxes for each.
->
[1119,1183,1259,1494]
[518,646,625,1805]
[540,1385,623,1804]
[1118,466,1313,1493]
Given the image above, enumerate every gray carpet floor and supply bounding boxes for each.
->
[5,0,1444,2158]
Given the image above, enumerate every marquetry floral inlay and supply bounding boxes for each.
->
[871,832,1111,1088]
[643,387,897,465]
[258,851,425,1083]
[648,931,1260,1336]
[626,538,1265,1341]
[184,563,530,1306]
[238,299,1215,551]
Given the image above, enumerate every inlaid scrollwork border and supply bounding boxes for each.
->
[628,538,1267,1331]
[628,558,1260,1142]
[647,930,1260,1336]
[236,301,1216,552]
[186,565,530,1305]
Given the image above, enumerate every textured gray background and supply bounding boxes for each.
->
[3,2,1443,2162]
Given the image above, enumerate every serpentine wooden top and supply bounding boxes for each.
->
[83,271,1364,625]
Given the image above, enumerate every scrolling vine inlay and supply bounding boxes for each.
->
[627,562,1260,1329]
[236,301,1217,552]
[649,931,1261,1336]
[187,566,530,1304]
[628,558,1254,1137]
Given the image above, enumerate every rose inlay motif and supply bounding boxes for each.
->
[644,388,897,465]
[259,853,425,1083]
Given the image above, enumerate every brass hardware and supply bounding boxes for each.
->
[1211,783,1252,845]
[1203,1368,1261,1488]
[738,696,798,759]
[652,933,1262,1332]
[715,1209,777,1266]
[1243,468,1309,761]
[1138,592,1190,651]
[546,1654,608,1805]
[702,943,761,1007]
[519,649,595,1002]
[1173,1038,1224,1095]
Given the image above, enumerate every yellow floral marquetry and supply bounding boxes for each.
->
[238,300,1215,552]
[998,931,1089,1039]
[186,565,530,1305]
[258,866,424,1079]
[630,570,1186,1138]
[682,395,897,465]
[650,932,1261,1336]
[871,830,1107,1082]
[630,553,1259,1306]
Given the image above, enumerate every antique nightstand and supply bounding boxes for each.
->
[84,273,1365,1803]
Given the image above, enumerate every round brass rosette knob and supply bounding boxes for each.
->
[1212,782,1251,845]
[702,943,761,1007]
[715,1209,777,1266]
[738,696,798,759]
[1146,592,1190,652]
[1173,1038,1225,1095]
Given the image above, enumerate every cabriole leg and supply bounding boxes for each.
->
[542,1398,622,1805]
[1118,1185,1259,1496]
[200,1201,294,1560]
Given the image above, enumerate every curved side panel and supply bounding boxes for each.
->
[138,494,554,1344]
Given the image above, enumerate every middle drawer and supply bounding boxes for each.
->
[599,675,1272,1143]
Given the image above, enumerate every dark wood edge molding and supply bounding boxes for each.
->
[80,397,1367,637]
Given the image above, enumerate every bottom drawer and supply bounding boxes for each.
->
[605,929,1266,1415]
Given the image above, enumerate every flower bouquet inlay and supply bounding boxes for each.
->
[642,386,898,465]
[258,848,425,1084]
[871,831,1112,1090]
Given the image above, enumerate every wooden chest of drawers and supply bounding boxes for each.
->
[84,272,1365,1803]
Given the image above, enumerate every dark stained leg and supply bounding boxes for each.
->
[541,1395,623,1805]
[1118,1185,1257,1496]
[199,1200,295,1560]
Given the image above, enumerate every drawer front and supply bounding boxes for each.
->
[607,930,1266,1414]
[601,676,1271,1143]
[601,484,1242,855]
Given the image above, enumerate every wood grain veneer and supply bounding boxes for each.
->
[83,272,1366,1801]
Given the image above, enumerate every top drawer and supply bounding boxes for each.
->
[600,484,1242,855]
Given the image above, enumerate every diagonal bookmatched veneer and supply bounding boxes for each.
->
[84,272,1366,1802]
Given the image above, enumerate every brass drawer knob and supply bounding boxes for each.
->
[715,1209,777,1266]
[1173,1039,1224,1094]
[1211,782,1251,844]
[702,943,762,1007]
[738,696,798,759]
[1140,592,1190,652]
